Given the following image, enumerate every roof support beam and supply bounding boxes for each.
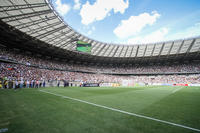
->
[61,41,74,49]
[36,25,66,39]
[112,46,119,57]
[182,39,196,59]
[150,44,156,57]
[129,46,134,57]
[2,9,52,23]
[135,45,139,57]
[60,41,72,49]
[158,43,165,57]
[44,29,72,43]
[91,42,100,53]
[77,35,83,41]
[27,21,61,35]
[88,40,94,44]
[0,3,47,12]
[60,34,81,48]
[196,47,200,57]
[54,33,77,47]
[125,46,129,57]
[186,39,196,54]
[167,42,174,58]
[51,37,71,47]
[84,38,89,43]
[110,46,118,57]
[143,45,148,57]
[101,45,110,56]
[176,40,184,56]
[16,16,57,29]
[124,46,130,57]
[119,46,124,57]
[82,37,89,42]
[107,46,114,57]
[96,44,106,56]
[66,36,83,49]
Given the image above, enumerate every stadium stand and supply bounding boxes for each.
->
[0,0,200,88]
[1,48,200,74]
[0,47,200,89]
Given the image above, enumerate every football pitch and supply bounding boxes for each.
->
[0,86,200,133]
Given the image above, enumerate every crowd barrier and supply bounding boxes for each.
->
[188,84,200,86]
[83,83,99,87]
[99,83,120,87]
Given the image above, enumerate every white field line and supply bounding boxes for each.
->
[39,89,200,132]
[172,87,183,93]
[0,128,8,133]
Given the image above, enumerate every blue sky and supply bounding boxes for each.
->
[52,0,200,44]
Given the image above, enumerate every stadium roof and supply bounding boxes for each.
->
[0,0,200,64]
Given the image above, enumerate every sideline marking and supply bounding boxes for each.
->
[0,128,8,133]
[39,89,200,132]
[172,87,183,93]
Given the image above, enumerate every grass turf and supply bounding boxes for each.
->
[0,86,200,133]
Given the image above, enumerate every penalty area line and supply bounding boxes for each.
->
[39,89,200,132]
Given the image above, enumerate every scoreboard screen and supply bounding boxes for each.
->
[76,41,91,53]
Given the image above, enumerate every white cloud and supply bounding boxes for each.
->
[127,27,169,44]
[55,0,70,16]
[87,26,96,35]
[127,22,200,44]
[92,26,95,31]
[73,0,81,10]
[114,11,160,39]
[80,0,129,25]
[167,23,200,40]
[87,30,92,35]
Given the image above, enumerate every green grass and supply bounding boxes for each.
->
[0,86,200,133]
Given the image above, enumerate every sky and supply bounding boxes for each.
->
[51,0,200,45]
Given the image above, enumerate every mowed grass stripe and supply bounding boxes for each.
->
[43,86,175,113]
[39,89,200,132]
[1,86,199,133]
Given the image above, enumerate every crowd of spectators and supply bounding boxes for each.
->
[0,62,200,87]
[0,47,200,88]
[1,48,200,74]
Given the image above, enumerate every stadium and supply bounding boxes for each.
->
[0,0,200,133]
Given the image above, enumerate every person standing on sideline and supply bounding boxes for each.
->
[0,80,2,89]
[13,79,15,89]
[31,79,34,88]
[15,79,18,90]
[39,80,42,88]
[26,80,30,88]
[57,80,60,87]
[20,79,23,89]
[36,80,39,88]
[42,79,46,87]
